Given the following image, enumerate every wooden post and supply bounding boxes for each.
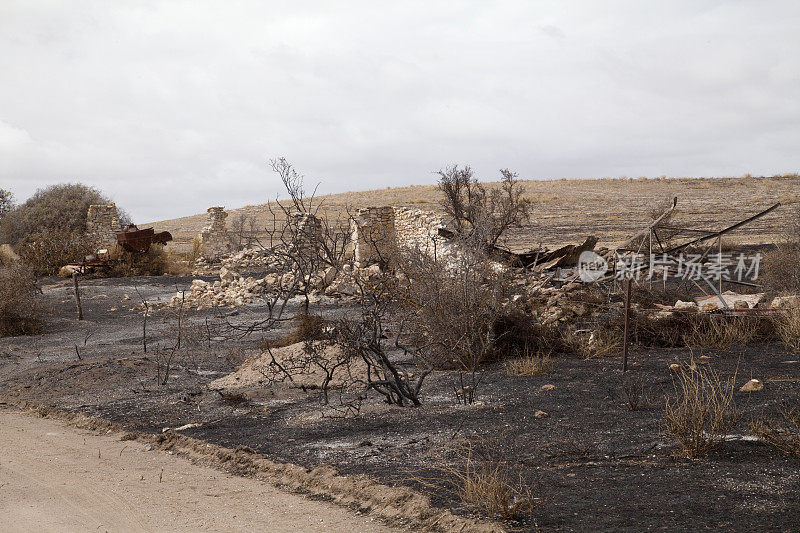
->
[718,235,723,295]
[622,277,632,372]
[72,272,84,321]
[648,228,653,290]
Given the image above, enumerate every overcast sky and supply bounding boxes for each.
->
[1,1,798,222]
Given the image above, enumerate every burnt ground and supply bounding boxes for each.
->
[1,275,799,531]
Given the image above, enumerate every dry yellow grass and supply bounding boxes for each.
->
[148,174,799,253]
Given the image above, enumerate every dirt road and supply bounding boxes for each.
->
[0,410,397,533]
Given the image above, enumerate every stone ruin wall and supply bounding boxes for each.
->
[86,202,121,249]
[351,206,396,267]
[293,213,324,252]
[351,206,450,267]
[201,206,233,261]
[392,207,449,257]
[197,204,450,268]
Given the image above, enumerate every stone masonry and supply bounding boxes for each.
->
[351,206,451,267]
[201,206,233,261]
[86,202,121,249]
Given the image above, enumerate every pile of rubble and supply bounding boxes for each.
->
[193,246,281,275]
[169,263,373,309]
[221,247,276,271]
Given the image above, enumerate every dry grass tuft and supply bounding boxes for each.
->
[664,363,739,457]
[683,315,761,350]
[505,354,554,376]
[774,308,800,354]
[564,328,623,359]
[751,404,800,457]
[417,439,536,520]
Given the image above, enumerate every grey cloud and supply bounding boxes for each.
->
[0,1,798,222]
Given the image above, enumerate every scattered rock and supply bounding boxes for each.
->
[739,379,764,392]
[540,384,557,391]
[669,363,681,372]
[674,300,698,311]
[534,410,549,419]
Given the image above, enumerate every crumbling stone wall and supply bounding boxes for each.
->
[392,207,448,257]
[351,207,396,267]
[86,202,120,249]
[200,206,232,261]
[293,213,323,253]
[351,206,452,267]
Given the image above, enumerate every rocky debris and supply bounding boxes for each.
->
[540,384,557,391]
[534,410,549,419]
[209,341,363,391]
[222,247,276,271]
[695,291,764,311]
[58,265,80,278]
[740,379,764,392]
[169,275,269,310]
[674,300,698,311]
[171,260,381,309]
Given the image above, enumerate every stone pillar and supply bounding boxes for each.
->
[200,206,232,261]
[86,202,121,249]
[292,213,323,253]
[351,206,396,267]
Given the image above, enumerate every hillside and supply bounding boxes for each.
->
[148,174,799,253]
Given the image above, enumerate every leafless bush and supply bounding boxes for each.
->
[0,263,43,336]
[395,244,507,404]
[399,247,507,371]
[337,274,430,407]
[438,165,531,250]
[751,404,800,457]
[664,363,739,457]
[190,235,204,263]
[230,212,260,250]
[18,230,96,276]
[416,438,536,520]
[492,308,565,359]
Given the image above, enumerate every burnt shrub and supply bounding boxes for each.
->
[18,230,97,277]
[262,312,328,349]
[106,246,188,277]
[0,263,43,336]
[492,308,566,359]
[762,245,800,295]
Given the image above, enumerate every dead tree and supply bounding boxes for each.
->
[438,165,531,250]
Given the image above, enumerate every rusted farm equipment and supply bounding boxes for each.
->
[116,224,173,253]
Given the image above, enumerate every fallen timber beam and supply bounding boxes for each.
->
[664,202,780,255]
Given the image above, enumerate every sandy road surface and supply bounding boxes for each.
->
[0,410,398,533]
